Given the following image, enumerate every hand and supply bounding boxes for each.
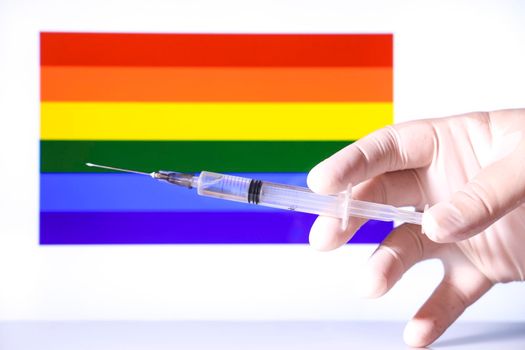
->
[307,109,525,347]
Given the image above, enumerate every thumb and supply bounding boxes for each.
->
[423,156,525,243]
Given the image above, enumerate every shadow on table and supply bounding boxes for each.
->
[433,323,525,348]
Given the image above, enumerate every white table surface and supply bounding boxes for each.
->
[0,321,523,350]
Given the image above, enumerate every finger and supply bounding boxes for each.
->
[309,216,352,251]
[403,257,493,347]
[307,122,435,195]
[359,223,440,298]
[423,154,525,243]
[309,169,424,251]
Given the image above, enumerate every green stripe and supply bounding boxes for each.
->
[41,141,353,173]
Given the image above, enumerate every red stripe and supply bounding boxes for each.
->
[40,32,392,67]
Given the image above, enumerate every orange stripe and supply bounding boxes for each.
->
[41,66,392,102]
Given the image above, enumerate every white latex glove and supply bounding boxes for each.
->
[307,109,525,347]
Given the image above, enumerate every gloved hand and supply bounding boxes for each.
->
[307,109,525,347]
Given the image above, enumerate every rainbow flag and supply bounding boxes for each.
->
[40,33,393,244]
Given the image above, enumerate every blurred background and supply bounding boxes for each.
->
[0,0,524,324]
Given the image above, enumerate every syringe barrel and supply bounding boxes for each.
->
[258,182,341,217]
[194,171,422,226]
[197,171,252,203]
[196,171,342,217]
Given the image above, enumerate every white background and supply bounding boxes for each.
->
[0,0,524,321]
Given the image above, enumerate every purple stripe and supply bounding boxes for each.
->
[40,212,392,244]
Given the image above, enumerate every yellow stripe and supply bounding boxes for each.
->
[41,102,392,140]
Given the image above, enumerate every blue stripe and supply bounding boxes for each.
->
[40,173,308,212]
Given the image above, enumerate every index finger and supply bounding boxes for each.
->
[307,121,435,194]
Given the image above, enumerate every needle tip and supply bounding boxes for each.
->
[84,162,150,176]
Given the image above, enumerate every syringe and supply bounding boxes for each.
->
[86,163,422,229]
